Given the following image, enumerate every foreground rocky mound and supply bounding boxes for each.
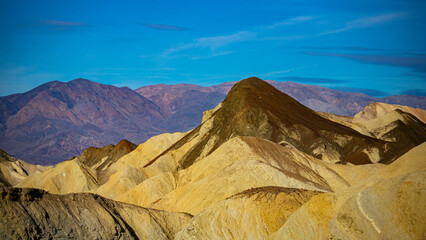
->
[0,188,192,240]
[0,150,50,187]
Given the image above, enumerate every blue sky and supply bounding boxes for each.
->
[0,0,425,97]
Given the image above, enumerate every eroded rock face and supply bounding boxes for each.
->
[0,188,192,240]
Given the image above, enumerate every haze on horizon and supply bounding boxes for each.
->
[0,0,425,97]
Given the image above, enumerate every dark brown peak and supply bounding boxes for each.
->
[115,139,137,151]
[83,144,115,153]
[224,76,302,106]
[220,76,319,126]
[79,144,115,165]
[231,77,268,90]
[78,140,136,176]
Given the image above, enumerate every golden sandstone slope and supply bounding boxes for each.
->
[0,149,50,187]
[3,77,425,239]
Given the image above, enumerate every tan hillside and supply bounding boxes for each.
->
[16,139,138,194]
[119,136,377,215]
[149,136,347,215]
[353,102,426,124]
[93,131,186,199]
[353,109,426,141]
[0,149,50,187]
[0,188,192,239]
[175,187,320,239]
[16,133,184,196]
[320,105,426,164]
[16,158,99,194]
[270,142,426,240]
[171,143,425,239]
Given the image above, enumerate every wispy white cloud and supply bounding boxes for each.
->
[162,16,316,58]
[195,31,256,50]
[257,16,318,30]
[191,51,234,60]
[322,12,407,35]
[259,67,305,78]
[162,31,255,58]
[160,12,407,60]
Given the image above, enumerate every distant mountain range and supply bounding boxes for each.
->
[0,78,425,165]
[0,79,165,165]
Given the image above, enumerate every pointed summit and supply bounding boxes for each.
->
[145,77,407,173]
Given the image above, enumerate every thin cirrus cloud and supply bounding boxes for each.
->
[161,13,405,59]
[162,31,256,58]
[322,12,407,35]
[257,16,318,30]
[280,76,351,84]
[306,52,426,73]
[162,15,316,58]
[140,23,186,31]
